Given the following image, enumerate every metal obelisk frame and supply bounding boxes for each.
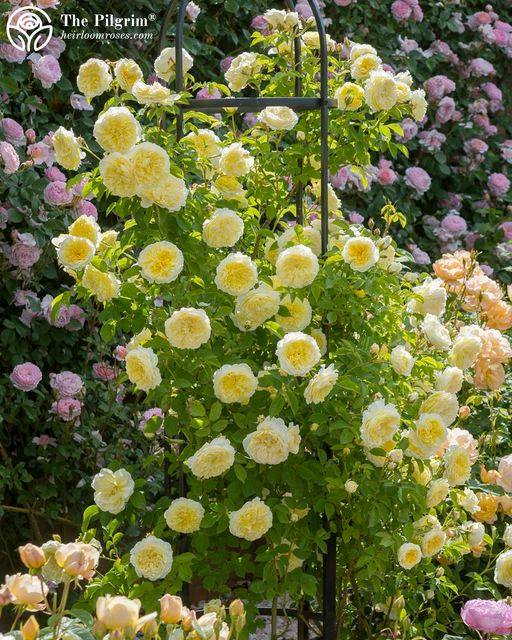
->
[158,2,336,637]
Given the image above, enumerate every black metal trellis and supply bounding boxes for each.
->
[158,2,336,638]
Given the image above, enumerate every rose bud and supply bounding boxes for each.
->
[229,599,244,617]
[19,544,46,570]
[21,616,40,640]
[160,594,182,624]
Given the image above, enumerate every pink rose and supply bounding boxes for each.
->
[37,0,60,7]
[500,141,512,164]
[441,213,467,236]
[412,246,431,265]
[9,239,41,269]
[418,129,446,151]
[398,118,418,142]
[31,54,62,88]
[49,371,83,398]
[482,82,502,101]
[186,1,200,21]
[220,56,234,73]
[51,397,82,422]
[139,407,164,430]
[92,362,116,381]
[469,57,495,77]
[330,166,350,190]
[348,212,364,224]
[435,96,456,124]
[376,159,397,186]
[391,0,412,21]
[404,167,431,195]
[0,43,26,64]
[195,86,222,100]
[32,435,57,448]
[114,345,128,361]
[445,427,478,462]
[25,129,36,144]
[424,75,455,101]
[10,362,42,391]
[461,600,512,635]
[43,181,73,206]
[67,304,85,330]
[1,118,25,146]
[28,142,53,166]
[463,138,488,156]
[70,94,93,111]
[251,15,269,32]
[399,37,420,53]
[45,166,66,182]
[73,199,98,220]
[0,142,20,175]
[42,37,65,59]
[295,2,313,19]
[488,173,510,199]
[467,11,492,29]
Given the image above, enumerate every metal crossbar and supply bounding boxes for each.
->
[158,0,337,637]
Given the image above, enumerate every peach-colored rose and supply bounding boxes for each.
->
[480,329,512,364]
[54,542,99,580]
[462,274,502,312]
[498,454,512,493]
[18,544,45,570]
[433,250,475,284]
[473,492,498,524]
[486,301,512,331]
[445,427,479,462]
[474,359,506,390]
[4,574,48,609]
[499,494,512,516]
[459,405,471,419]
[480,465,501,485]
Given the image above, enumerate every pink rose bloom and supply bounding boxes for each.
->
[186,1,200,21]
[42,37,65,59]
[467,11,492,29]
[465,231,481,249]
[500,140,512,164]
[28,142,53,166]
[435,96,456,124]
[25,129,36,144]
[67,304,85,330]
[348,212,364,224]
[398,118,418,142]
[73,199,98,220]
[139,407,165,430]
[445,427,478,462]
[405,167,431,195]
[251,15,269,32]
[51,397,82,422]
[43,181,73,206]
[463,138,488,156]
[9,241,41,269]
[441,213,467,236]
[498,454,512,492]
[439,193,462,210]
[330,166,350,190]
[37,0,60,7]
[493,28,509,46]
[220,56,234,73]
[70,94,93,111]
[295,2,313,19]
[32,435,57,448]
[31,54,62,88]
[50,371,83,398]
[13,289,37,307]
[334,0,355,4]
[114,345,128,361]
[461,600,512,635]
[196,86,222,100]
[376,159,397,186]
[10,362,42,391]
[412,246,431,265]
[469,57,495,77]
[423,75,455,101]
[0,142,20,175]
[399,37,420,53]
[418,129,446,151]
[45,166,66,182]
[0,43,26,64]
[391,0,412,21]
[1,118,25,146]
[488,173,511,199]
[243,112,258,127]
[92,362,116,381]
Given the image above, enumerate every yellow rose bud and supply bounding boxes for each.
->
[21,616,39,640]
[159,594,183,624]
[229,599,244,617]
[18,544,46,570]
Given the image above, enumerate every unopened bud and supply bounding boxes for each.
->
[181,609,196,632]
[21,616,39,640]
[229,599,244,617]
[19,544,46,570]
[459,405,471,419]
[160,594,182,625]
[143,619,159,639]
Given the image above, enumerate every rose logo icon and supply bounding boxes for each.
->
[7,6,53,53]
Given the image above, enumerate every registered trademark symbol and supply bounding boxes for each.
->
[149,13,156,21]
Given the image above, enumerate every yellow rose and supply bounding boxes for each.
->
[211,175,247,203]
[213,363,257,404]
[203,208,244,248]
[92,468,134,514]
[5,574,48,608]
[165,307,211,349]
[164,498,204,534]
[114,58,143,91]
[131,79,179,106]
[219,142,254,177]
[342,236,380,272]
[360,399,400,449]
[444,446,472,486]
[215,252,258,296]
[233,284,281,331]
[276,331,321,376]
[407,413,447,459]
[257,106,299,131]
[96,595,141,631]
[304,363,338,404]
[278,225,322,256]
[395,80,411,103]
[138,173,188,212]
[426,478,450,508]
[229,497,273,541]
[397,542,422,569]
[311,328,327,355]
[130,142,170,189]
[93,106,141,153]
[351,53,382,80]
[495,550,512,588]
[335,82,365,111]
[68,214,101,248]
[275,294,312,332]
[99,152,137,197]
[154,46,193,82]
[420,391,459,426]
[82,264,120,302]
[183,129,221,159]
[52,126,82,170]
[365,69,398,111]
[56,235,95,270]
[125,346,162,392]
[350,43,377,60]
[410,88,427,121]
[77,58,112,99]
[276,244,319,289]
[137,241,183,284]
[130,536,173,581]
[243,417,300,465]
[185,436,235,479]
[389,345,415,376]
